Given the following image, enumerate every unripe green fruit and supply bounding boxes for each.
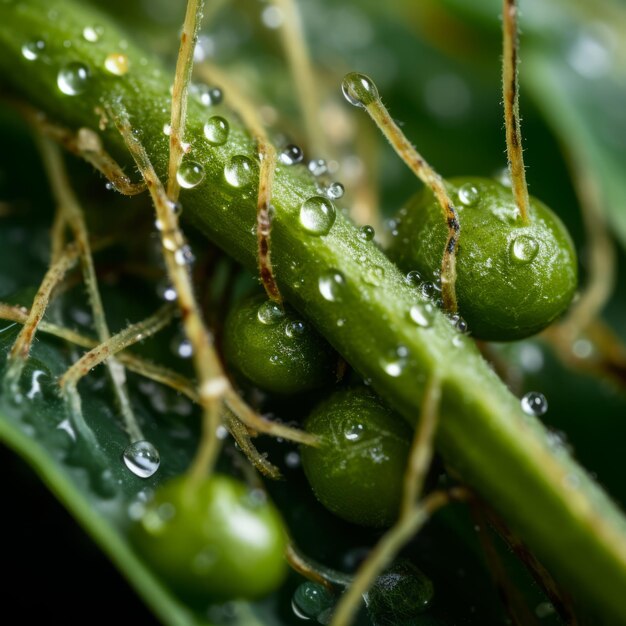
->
[390,177,578,341]
[301,387,412,528]
[223,293,336,394]
[131,474,288,603]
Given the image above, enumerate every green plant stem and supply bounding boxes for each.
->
[1,1,626,622]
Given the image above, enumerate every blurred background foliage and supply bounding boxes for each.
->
[1,0,625,624]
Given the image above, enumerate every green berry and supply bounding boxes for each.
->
[300,387,412,528]
[390,177,578,341]
[131,474,288,603]
[223,293,336,394]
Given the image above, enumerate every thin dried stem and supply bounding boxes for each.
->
[502,0,530,223]
[285,543,339,592]
[400,373,441,519]
[36,134,142,443]
[362,97,459,312]
[196,63,282,303]
[167,0,205,201]
[272,0,325,156]
[5,244,78,387]
[108,100,225,481]
[330,489,468,626]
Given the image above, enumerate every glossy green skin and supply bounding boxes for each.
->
[131,474,288,603]
[301,387,412,528]
[223,293,336,394]
[390,177,578,341]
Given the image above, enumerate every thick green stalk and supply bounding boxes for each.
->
[1,0,626,622]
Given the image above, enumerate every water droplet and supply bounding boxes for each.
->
[285,451,301,468]
[292,582,334,621]
[300,196,336,236]
[279,144,303,165]
[177,161,205,189]
[318,270,346,302]
[262,5,284,28]
[82,25,103,43]
[357,225,375,241]
[448,313,468,334]
[203,115,229,145]
[224,155,256,188]
[104,52,129,76]
[421,281,436,299]
[308,159,327,177]
[257,300,284,325]
[327,182,344,199]
[510,235,539,264]
[380,346,409,377]
[196,84,223,106]
[567,28,612,79]
[458,183,479,206]
[21,39,45,61]
[122,440,160,478]
[173,336,193,358]
[341,72,379,108]
[535,602,555,619]
[57,62,90,95]
[344,421,364,441]
[285,320,306,338]
[162,123,171,136]
[521,391,548,417]
[168,199,182,216]
[405,270,422,286]
[174,244,195,265]
[157,282,177,302]
[409,304,433,328]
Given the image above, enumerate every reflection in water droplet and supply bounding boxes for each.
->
[57,62,90,95]
[177,161,205,189]
[458,183,479,206]
[521,391,548,417]
[300,196,336,236]
[510,235,539,264]
[22,39,45,61]
[308,159,327,177]
[123,440,161,478]
[203,116,229,145]
[342,72,379,108]
[409,304,433,328]
[104,52,129,75]
[279,144,303,165]
[380,346,408,377]
[358,225,375,241]
[292,582,335,621]
[224,155,255,187]
[257,300,285,325]
[318,270,345,302]
[327,182,344,199]
[82,25,103,42]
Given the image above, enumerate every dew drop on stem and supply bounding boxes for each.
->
[300,196,336,236]
[521,391,548,417]
[123,440,161,478]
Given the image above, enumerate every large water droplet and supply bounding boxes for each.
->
[203,116,229,145]
[458,183,479,206]
[104,52,129,76]
[123,440,161,478]
[292,582,334,621]
[327,182,344,199]
[57,62,90,95]
[279,144,303,165]
[318,270,345,302]
[257,300,285,325]
[300,196,336,236]
[341,72,379,108]
[177,161,205,189]
[405,270,422,286]
[224,155,255,188]
[521,391,548,417]
[285,320,306,338]
[21,39,45,61]
[409,304,433,328]
[510,235,539,264]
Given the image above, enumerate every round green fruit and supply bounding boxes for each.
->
[131,474,288,603]
[223,293,336,394]
[301,387,412,528]
[390,177,578,341]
